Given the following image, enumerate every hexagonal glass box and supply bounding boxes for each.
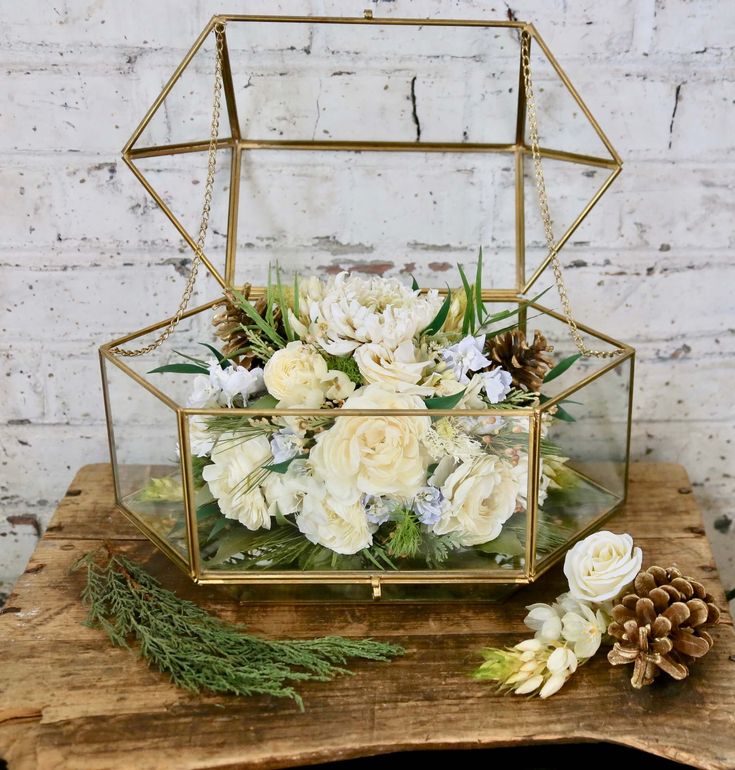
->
[100,13,634,600]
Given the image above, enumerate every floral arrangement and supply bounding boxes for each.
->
[151,258,580,571]
[474,530,721,696]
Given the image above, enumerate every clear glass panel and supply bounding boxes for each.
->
[102,356,189,565]
[189,410,531,582]
[233,151,517,291]
[534,355,632,572]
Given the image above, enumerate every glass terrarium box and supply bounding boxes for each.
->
[100,13,634,601]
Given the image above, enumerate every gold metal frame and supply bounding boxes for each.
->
[122,12,622,295]
[102,12,634,598]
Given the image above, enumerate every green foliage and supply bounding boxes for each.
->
[191,455,212,488]
[148,362,209,375]
[387,510,422,559]
[322,353,363,385]
[422,287,452,336]
[543,353,581,383]
[423,388,466,410]
[229,286,286,349]
[75,549,403,709]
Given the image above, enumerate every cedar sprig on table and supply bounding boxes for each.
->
[75,549,404,710]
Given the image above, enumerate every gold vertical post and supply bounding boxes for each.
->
[225,145,242,284]
[179,412,202,579]
[525,411,541,578]
[220,25,241,142]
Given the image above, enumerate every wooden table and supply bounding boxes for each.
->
[1,463,733,770]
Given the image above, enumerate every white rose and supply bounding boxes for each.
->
[297,488,373,554]
[309,383,431,500]
[201,434,272,530]
[431,454,519,546]
[264,341,329,408]
[563,531,643,603]
[354,340,433,394]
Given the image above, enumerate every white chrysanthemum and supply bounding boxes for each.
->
[430,454,519,546]
[201,434,273,530]
[306,272,442,355]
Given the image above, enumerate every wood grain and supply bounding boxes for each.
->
[1,463,733,770]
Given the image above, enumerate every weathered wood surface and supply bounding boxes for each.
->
[0,463,733,770]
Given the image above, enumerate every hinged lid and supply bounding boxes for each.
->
[123,14,621,299]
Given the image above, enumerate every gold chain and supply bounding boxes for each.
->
[111,22,226,357]
[521,33,622,359]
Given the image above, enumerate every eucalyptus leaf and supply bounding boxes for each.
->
[148,363,209,375]
[421,287,452,336]
[205,517,229,544]
[208,530,255,566]
[265,456,302,474]
[198,342,231,369]
[248,393,278,410]
[424,389,466,410]
[544,353,582,383]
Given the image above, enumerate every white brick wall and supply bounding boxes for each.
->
[1,0,734,601]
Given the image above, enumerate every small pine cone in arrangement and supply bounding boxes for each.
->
[212,284,276,369]
[607,565,721,689]
[484,329,554,392]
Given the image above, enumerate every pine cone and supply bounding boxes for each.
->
[484,329,554,392]
[607,565,721,689]
[212,284,278,369]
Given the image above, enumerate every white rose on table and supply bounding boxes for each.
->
[354,340,433,395]
[297,489,373,554]
[430,454,519,546]
[309,383,431,501]
[201,434,272,531]
[263,341,354,408]
[563,531,642,603]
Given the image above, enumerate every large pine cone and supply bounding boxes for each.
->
[484,329,554,392]
[607,565,721,689]
[212,284,278,369]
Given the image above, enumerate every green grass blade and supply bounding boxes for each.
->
[421,287,452,336]
[544,353,581,383]
[148,363,209,375]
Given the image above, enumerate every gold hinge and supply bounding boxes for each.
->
[370,575,382,600]
[363,9,374,20]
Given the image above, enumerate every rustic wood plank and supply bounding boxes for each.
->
[1,463,734,770]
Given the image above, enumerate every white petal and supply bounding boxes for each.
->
[515,638,544,652]
[539,673,568,699]
[514,674,544,695]
[547,646,572,674]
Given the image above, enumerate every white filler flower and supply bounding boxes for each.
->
[563,531,643,603]
[441,335,492,385]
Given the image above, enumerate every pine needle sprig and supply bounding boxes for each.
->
[75,549,404,710]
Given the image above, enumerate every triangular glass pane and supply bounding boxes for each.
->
[133,26,232,150]
[130,146,232,288]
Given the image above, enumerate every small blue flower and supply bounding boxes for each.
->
[269,429,304,464]
[441,335,492,384]
[362,495,398,525]
[412,486,445,526]
[480,367,513,403]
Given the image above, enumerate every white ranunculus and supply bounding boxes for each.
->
[563,531,643,603]
[201,434,272,530]
[431,454,519,546]
[263,341,329,408]
[297,488,373,554]
[309,384,431,501]
[354,340,433,394]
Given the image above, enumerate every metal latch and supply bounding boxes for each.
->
[370,575,382,600]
